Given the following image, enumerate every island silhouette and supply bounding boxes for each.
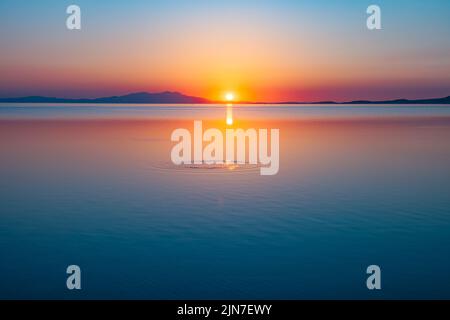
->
[0,91,449,104]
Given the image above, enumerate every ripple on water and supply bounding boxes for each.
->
[146,161,262,175]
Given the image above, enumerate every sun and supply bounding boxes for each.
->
[225,92,235,102]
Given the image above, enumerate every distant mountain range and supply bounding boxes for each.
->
[311,96,450,105]
[0,91,209,104]
[0,91,449,104]
[271,96,450,104]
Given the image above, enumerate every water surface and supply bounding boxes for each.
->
[0,104,449,299]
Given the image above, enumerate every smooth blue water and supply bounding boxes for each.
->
[0,104,450,299]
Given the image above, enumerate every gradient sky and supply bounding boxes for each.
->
[1,0,450,102]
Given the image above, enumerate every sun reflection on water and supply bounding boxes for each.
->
[226,103,233,125]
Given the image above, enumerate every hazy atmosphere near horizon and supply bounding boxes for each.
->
[1,0,450,302]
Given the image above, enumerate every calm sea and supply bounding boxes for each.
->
[1,104,450,299]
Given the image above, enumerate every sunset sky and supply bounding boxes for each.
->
[1,0,450,102]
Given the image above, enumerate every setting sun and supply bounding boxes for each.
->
[225,92,235,102]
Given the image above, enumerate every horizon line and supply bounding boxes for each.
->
[0,91,449,105]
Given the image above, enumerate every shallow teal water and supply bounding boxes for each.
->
[0,104,450,299]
